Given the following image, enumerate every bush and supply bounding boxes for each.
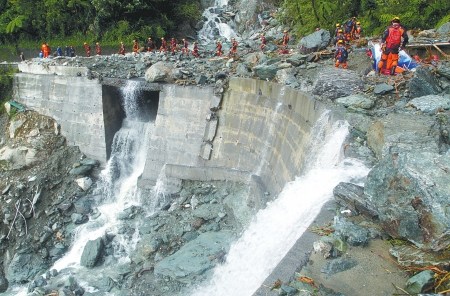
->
[0,65,17,113]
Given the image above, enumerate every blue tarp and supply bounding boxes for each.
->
[369,41,418,72]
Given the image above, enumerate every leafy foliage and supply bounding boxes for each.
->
[280,0,450,37]
[0,66,17,111]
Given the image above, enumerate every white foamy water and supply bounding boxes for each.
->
[191,116,370,296]
[52,81,152,271]
[198,0,238,43]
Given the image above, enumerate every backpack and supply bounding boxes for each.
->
[386,26,403,48]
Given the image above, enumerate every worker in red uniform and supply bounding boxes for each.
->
[132,39,140,54]
[335,40,348,69]
[378,16,409,75]
[282,30,289,48]
[118,42,126,55]
[216,40,223,56]
[260,33,267,51]
[83,42,91,57]
[192,41,199,57]
[354,22,362,39]
[228,38,238,58]
[182,38,189,55]
[170,37,177,55]
[95,42,102,55]
[160,37,167,53]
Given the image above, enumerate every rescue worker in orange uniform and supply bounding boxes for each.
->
[95,42,102,55]
[378,16,409,75]
[160,37,167,53]
[83,42,91,57]
[335,29,346,46]
[260,33,267,51]
[282,29,289,48]
[216,40,223,56]
[170,37,177,55]
[118,42,126,55]
[354,21,362,39]
[42,42,51,58]
[146,37,155,52]
[335,40,348,69]
[132,39,140,54]
[192,41,200,57]
[334,23,342,37]
[228,38,238,58]
[182,38,189,55]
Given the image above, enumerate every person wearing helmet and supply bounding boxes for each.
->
[335,29,345,45]
[282,29,290,48]
[192,41,200,58]
[228,37,238,58]
[260,33,267,51]
[215,40,223,56]
[160,37,167,53]
[95,42,102,55]
[118,41,126,55]
[335,23,342,37]
[83,42,91,57]
[182,38,189,55]
[344,17,357,40]
[132,39,140,55]
[355,21,362,39]
[170,37,177,55]
[335,39,348,69]
[146,37,155,52]
[377,16,409,75]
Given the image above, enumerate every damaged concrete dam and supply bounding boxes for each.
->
[9,64,366,295]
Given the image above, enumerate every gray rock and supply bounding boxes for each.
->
[374,83,394,95]
[390,245,449,266]
[6,253,45,283]
[312,67,363,100]
[80,237,104,268]
[408,67,442,98]
[336,94,375,109]
[436,22,450,36]
[333,182,378,219]
[364,151,450,251]
[298,29,331,54]
[145,61,173,82]
[80,158,99,166]
[154,231,234,283]
[320,257,357,275]
[73,199,93,214]
[406,270,435,294]
[334,217,370,246]
[196,75,207,85]
[71,213,88,224]
[286,54,307,66]
[409,94,450,113]
[276,68,296,85]
[253,64,278,80]
[0,146,38,170]
[9,118,26,139]
[280,284,298,295]
[0,267,8,293]
[69,165,93,176]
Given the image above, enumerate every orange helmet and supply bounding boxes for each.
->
[338,29,343,33]
[337,40,344,44]
[336,23,340,27]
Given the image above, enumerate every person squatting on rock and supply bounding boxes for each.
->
[335,40,348,69]
[95,42,102,55]
[119,42,126,55]
[83,42,91,57]
[378,16,408,75]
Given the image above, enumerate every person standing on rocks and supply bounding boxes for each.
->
[228,38,238,58]
[182,38,189,55]
[378,16,409,75]
[160,37,167,53]
[119,42,126,55]
[192,41,199,57]
[95,42,102,55]
[83,42,91,57]
[170,37,177,55]
[133,39,140,54]
[19,52,25,61]
[280,29,290,54]
[216,40,223,56]
[260,33,267,51]
[335,40,348,69]
[146,37,155,52]
[69,45,76,57]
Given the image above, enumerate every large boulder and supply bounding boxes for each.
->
[0,146,38,170]
[364,151,450,251]
[145,61,174,82]
[409,94,450,113]
[312,67,363,100]
[6,253,46,283]
[408,66,442,98]
[80,237,104,268]
[154,231,234,283]
[298,29,331,54]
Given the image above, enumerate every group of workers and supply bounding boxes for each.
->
[36,17,409,76]
[334,16,409,76]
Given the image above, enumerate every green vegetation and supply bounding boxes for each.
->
[0,65,17,113]
[0,0,202,55]
[279,0,450,37]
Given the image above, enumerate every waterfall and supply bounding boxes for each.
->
[198,0,237,43]
[46,81,153,282]
[191,113,370,296]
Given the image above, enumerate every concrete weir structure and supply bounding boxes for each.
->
[13,65,329,291]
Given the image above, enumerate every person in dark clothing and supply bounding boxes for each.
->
[335,40,348,69]
[69,46,76,57]
[65,46,70,56]
[56,46,63,56]
[146,37,155,52]
[19,52,25,61]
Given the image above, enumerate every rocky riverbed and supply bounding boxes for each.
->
[2,1,450,295]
